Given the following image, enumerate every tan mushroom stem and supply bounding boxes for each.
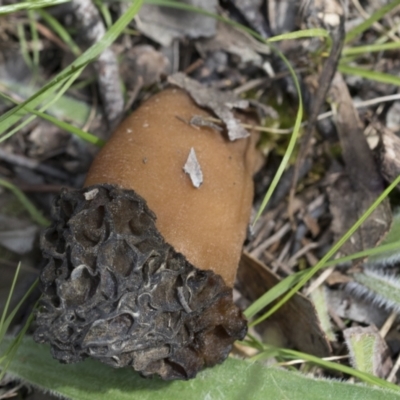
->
[85,88,258,287]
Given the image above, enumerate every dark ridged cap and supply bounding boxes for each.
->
[34,184,247,380]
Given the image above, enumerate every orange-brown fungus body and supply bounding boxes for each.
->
[85,88,257,286]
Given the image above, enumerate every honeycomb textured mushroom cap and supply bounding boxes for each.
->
[34,184,247,380]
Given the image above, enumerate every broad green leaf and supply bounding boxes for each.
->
[2,337,400,400]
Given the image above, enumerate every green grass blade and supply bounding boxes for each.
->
[0,310,36,381]
[244,240,400,323]
[266,28,330,44]
[0,178,50,227]
[343,41,400,56]
[0,91,105,147]
[0,278,38,345]
[36,9,81,56]
[31,107,105,146]
[255,346,400,392]
[324,241,400,267]
[28,9,40,80]
[252,49,303,224]
[251,175,400,325]
[0,0,144,137]
[0,263,21,344]
[0,0,70,15]
[17,22,33,70]
[345,0,400,43]
[339,64,400,86]
[94,0,113,29]
[244,270,308,319]
[368,210,400,265]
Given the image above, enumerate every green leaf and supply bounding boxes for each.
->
[310,286,336,342]
[353,269,400,311]
[2,337,400,400]
[344,327,382,376]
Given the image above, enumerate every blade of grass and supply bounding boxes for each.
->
[345,0,400,43]
[0,308,36,381]
[250,175,400,327]
[253,346,400,392]
[339,64,400,86]
[0,79,90,125]
[0,0,144,137]
[28,9,40,81]
[94,0,113,29]
[0,0,70,15]
[0,279,38,345]
[244,240,400,320]
[17,22,32,70]
[0,263,21,345]
[252,49,303,224]
[36,9,81,57]
[0,91,105,147]
[343,41,400,56]
[0,178,50,226]
[244,270,308,319]
[267,28,331,46]
[0,68,84,143]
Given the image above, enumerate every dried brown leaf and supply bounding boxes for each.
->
[168,73,250,140]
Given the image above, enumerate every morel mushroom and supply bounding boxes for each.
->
[34,88,258,380]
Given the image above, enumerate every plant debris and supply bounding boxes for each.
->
[168,72,250,140]
[183,147,203,188]
[136,0,217,47]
